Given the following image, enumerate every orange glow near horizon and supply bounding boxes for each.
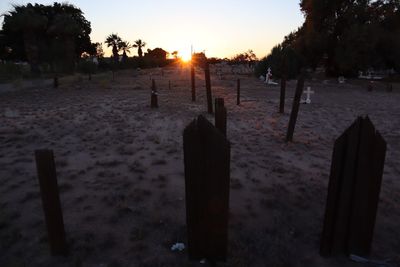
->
[180,49,192,62]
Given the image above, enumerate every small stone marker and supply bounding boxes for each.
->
[279,77,286,113]
[286,75,305,142]
[236,79,241,105]
[338,76,345,84]
[183,115,230,261]
[35,150,67,256]
[151,79,158,108]
[204,61,213,114]
[191,63,196,102]
[301,86,314,104]
[320,116,386,257]
[215,98,227,136]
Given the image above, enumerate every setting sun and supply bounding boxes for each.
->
[180,50,192,62]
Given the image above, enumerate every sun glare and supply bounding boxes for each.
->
[180,50,192,62]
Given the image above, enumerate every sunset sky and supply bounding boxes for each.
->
[0,0,304,59]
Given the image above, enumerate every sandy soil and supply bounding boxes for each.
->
[0,65,399,267]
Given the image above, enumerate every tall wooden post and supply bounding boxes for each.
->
[204,62,213,114]
[320,116,386,257]
[183,115,230,261]
[236,79,241,105]
[191,63,196,102]
[215,98,227,136]
[279,77,286,113]
[285,75,305,142]
[35,150,67,256]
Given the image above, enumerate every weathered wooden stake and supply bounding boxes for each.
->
[191,63,196,102]
[387,83,393,92]
[236,79,241,105]
[35,150,67,256]
[204,62,213,114]
[320,116,387,257]
[368,81,373,92]
[279,77,286,113]
[151,79,158,108]
[285,75,305,142]
[53,75,58,88]
[183,115,230,261]
[215,98,227,136]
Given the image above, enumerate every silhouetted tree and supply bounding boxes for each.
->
[105,33,122,65]
[133,39,146,57]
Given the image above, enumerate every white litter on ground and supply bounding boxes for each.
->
[171,243,185,252]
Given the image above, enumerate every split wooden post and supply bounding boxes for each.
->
[236,79,241,105]
[279,76,286,113]
[183,115,230,261]
[320,116,386,257]
[151,79,158,108]
[191,63,196,102]
[35,150,67,256]
[204,61,213,114]
[215,98,227,136]
[285,75,305,142]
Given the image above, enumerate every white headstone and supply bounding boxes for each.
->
[301,86,314,104]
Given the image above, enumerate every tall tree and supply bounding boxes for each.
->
[119,41,132,63]
[133,39,146,57]
[105,33,122,64]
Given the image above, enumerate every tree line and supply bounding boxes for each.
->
[256,0,400,78]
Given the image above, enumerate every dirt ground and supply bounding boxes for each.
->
[1,65,399,267]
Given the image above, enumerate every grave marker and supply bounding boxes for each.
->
[191,63,196,101]
[285,75,305,142]
[151,79,158,108]
[279,77,286,113]
[301,86,314,104]
[35,150,67,256]
[237,79,241,105]
[320,116,386,257]
[215,98,227,136]
[204,61,213,114]
[183,115,230,261]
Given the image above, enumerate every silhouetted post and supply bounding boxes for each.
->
[168,80,171,90]
[191,63,196,102]
[53,75,58,88]
[279,77,286,113]
[215,98,227,136]
[387,83,393,92]
[236,79,241,105]
[151,79,158,108]
[183,115,230,261]
[35,150,67,256]
[320,116,386,257]
[368,81,373,92]
[204,61,213,114]
[88,72,92,81]
[285,75,305,142]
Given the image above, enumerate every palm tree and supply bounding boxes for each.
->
[133,39,146,58]
[105,33,122,64]
[119,41,132,63]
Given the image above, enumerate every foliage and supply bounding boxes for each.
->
[231,50,257,64]
[105,33,122,65]
[133,39,146,58]
[285,0,400,76]
[1,3,95,75]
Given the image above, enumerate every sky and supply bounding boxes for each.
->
[0,0,304,59]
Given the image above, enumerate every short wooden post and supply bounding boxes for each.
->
[285,75,305,142]
[368,81,373,92]
[215,98,227,136]
[204,62,213,114]
[236,79,240,105]
[191,63,196,102]
[320,116,387,257]
[168,80,171,90]
[151,79,158,108]
[35,150,67,256]
[53,75,58,88]
[387,83,393,92]
[183,115,230,261]
[279,77,286,113]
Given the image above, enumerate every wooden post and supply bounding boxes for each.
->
[387,83,393,92]
[279,77,286,113]
[168,80,171,90]
[368,81,373,92]
[215,98,227,136]
[151,79,158,108]
[285,75,304,142]
[53,75,58,88]
[320,116,387,257]
[191,63,196,102]
[35,150,67,256]
[236,79,240,105]
[204,61,213,114]
[183,115,230,261]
